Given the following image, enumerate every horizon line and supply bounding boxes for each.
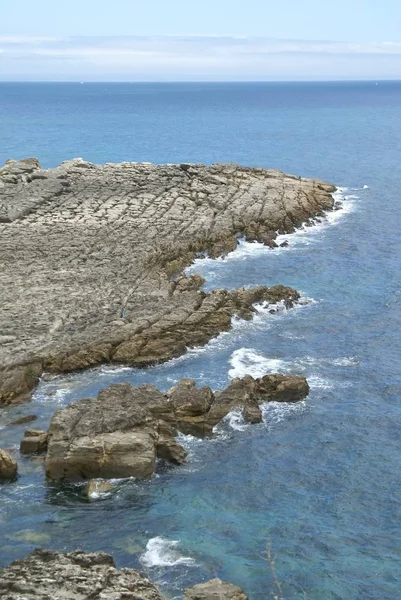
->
[1,78,401,84]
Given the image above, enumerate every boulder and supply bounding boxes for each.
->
[20,429,48,454]
[167,378,215,437]
[256,374,309,402]
[0,448,18,481]
[184,578,248,600]
[0,548,167,600]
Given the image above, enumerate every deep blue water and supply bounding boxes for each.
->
[1,82,401,600]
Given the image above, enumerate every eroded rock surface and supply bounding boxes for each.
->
[0,548,167,600]
[0,158,335,404]
[0,449,18,481]
[19,429,48,455]
[45,374,309,481]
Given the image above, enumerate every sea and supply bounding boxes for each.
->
[0,81,401,600]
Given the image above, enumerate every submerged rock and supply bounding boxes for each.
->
[0,158,335,405]
[184,578,248,600]
[0,548,167,599]
[0,448,18,481]
[85,479,114,499]
[6,414,37,426]
[45,374,309,482]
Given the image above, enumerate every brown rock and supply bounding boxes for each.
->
[44,374,310,481]
[0,363,42,405]
[256,374,310,402]
[184,578,248,600]
[0,448,18,480]
[20,429,48,454]
[242,402,263,424]
[6,414,37,426]
[156,436,188,464]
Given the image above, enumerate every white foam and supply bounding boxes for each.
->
[306,375,334,390]
[228,348,358,383]
[261,400,308,427]
[228,348,297,379]
[225,409,248,431]
[140,537,195,568]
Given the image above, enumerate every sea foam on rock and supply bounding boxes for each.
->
[45,374,309,481]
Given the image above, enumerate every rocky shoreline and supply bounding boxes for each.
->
[0,158,335,405]
[0,548,248,599]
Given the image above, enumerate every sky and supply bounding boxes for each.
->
[1,0,401,80]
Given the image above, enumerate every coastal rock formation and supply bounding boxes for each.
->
[45,374,309,481]
[0,158,335,405]
[0,549,249,600]
[184,578,248,600]
[0,449,18,481]
[0,548,167,600]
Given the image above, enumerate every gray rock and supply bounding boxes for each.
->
[0,159,335,405]
[184,578,248,600]
[0,548,167,599]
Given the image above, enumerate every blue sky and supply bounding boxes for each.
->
[1,1,401,80]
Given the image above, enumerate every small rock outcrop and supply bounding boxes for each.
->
[0,158,335,405]
[19,429,48,454]
[45,374,309,481]
[0,449,18,481]
[184,578,248,600]
[0,548,167,600]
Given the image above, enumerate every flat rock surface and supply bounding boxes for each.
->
[0,159,335,404]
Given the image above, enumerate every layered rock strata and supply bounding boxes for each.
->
[0,158,335,405]
[45,375,309,481]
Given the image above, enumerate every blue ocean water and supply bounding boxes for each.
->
[1,81,401,600]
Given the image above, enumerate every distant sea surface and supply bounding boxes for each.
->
[1,82,401,600]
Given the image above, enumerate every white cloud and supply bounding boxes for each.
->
[1,35,401,80]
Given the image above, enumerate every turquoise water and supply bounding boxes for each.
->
[1,82,401,600]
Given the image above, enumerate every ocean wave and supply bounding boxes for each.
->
[186,185,360,279]
[140,537,195,568]
[228,348,359,381]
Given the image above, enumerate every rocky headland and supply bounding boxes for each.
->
[0,158,335,405]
